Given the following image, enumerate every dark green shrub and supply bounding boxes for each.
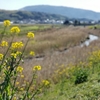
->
[75,68,88,84]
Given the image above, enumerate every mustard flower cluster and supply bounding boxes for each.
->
[11,26,20,33]
[16,51,22,55]
[27,32,34,38]
[33,65,41,71]
[16,82,19,85]
[30,51,35,56]
[11,51,22,58]
[42,80,50,86]
[0,41,8,47]
[3,20,10,26]
[20,74,24,78]
[0,53,4,60]
[11,42,24,49]
[17,66,23,73]
[11,53,17,58]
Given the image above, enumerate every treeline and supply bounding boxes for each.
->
[0,10,67,21]
[63,19,96,26]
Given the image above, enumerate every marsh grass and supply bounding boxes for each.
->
[13,26,99,83]
[1,25,100,81]
[1,22,100,99]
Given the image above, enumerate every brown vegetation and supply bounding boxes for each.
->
[1,25,100,82]
[21,26,100,82]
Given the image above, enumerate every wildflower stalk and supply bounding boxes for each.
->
[1,70,12,99]
[92,63,95,74]
[22,72,36,100]
[0,53,15,99]
[30,86,42,100]
[0,27,15,98]
[30,80,50,100]
[0,20,47,100]
[0,34,15,71]
[14,38,29,68]
[10,74,18,100]
[0,26,7,43]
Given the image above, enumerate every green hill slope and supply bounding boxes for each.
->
[0,10,67,21]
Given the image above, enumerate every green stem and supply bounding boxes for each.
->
[10,73,18,100]
[92,64,94,74]
[0,26,7,43]
[1,34,15,66]
[0,52,15,99]
[22,72,35,100]
[14,38,29,68]
[30,87,42,100]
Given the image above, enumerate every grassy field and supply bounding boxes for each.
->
[1,24,100,99]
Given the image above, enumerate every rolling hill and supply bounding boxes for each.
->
[0,10,67,21]
[20,5,100,20]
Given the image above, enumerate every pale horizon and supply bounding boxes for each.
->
[0,0,100,12]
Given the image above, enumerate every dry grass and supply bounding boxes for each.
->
[26,26,90,54]
[1,25,100,82]
[21,26,100,82]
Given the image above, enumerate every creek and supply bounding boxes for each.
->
[81,34,99,47]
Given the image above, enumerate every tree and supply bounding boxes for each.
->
[74,20,80,26]
[63,20,69,25]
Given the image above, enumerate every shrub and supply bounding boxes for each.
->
[74,68,88,84]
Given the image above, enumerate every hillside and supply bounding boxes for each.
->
[20,5,100,20]
[0,10,67,21]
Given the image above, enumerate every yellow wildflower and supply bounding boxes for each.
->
[3,20,10,26]
[3,62,6,66]
[16,82,19,85]
[20,88,24,91]
[24,81,26,84]
[27,32,34,38]
[11,42,24,49]
[30,86,34,90]
[11,26,20,33]
[7,66,10,70]
[30,51,35,56]
[11,51,22,58]
[13,96,17,100]
[11,53,17,58]
[42,80,50,86]
[21,74,24,78]
[33,65,41,71]
[17,66,23,73]
[0,53,4,60]
[26,82,29,85]
[16,51,22,56]
[1,41,8,47]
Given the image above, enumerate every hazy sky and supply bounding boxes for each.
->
[0,0,100,12]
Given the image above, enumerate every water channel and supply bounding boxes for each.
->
[81,34,99,47]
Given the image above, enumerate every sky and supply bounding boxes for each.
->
[0,0,100,12]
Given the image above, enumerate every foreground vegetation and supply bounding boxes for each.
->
[0,20,50,100]
[36,50,100,99]
[1,21,100,99]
